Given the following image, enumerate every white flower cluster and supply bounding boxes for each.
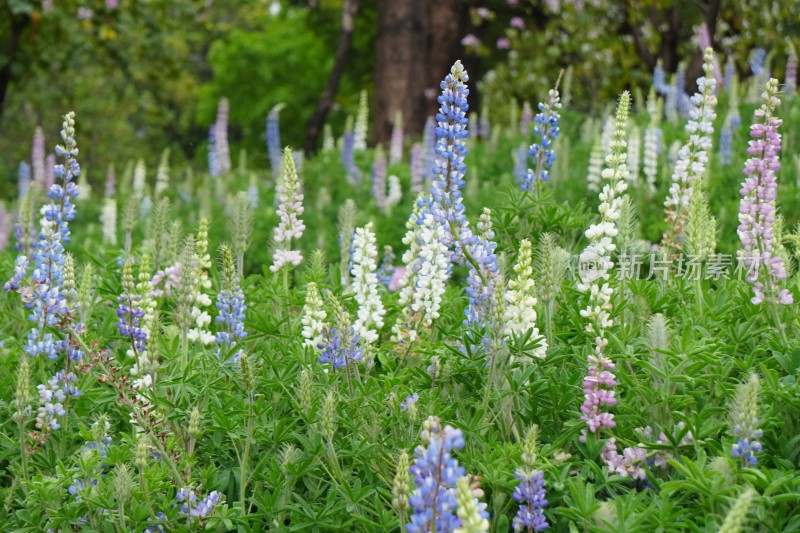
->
[503,239,547,359]
[354,90,369,152]
[578,92,630,336]
[101,198,117,245]
[188,219,214,345]
[351,222,385,344]
[301,282,327,349]
[385,175,403,210]
[663,48,718,242]
[271,148,306,273]
[643,88,662,196]
[587,137,604,192]
[627,126,641,185]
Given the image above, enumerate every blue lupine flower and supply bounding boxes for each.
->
[208,125,220,177]
[35,370,80,432]
[18,161,31,199]
[422,116,437,184]
[215,266,247,364]
[117,294,147,353]
[401,392,419,411]
[730,374,763,466]
[407,418,466,533]
[513,144,527,187]
[523,81,561,190]
[177,487,222,519]
[8,113,80,360]
[266,105,283,180]
[377,246,395,287]
[719,117,733,166]
[144,512,168,533]
[4,256,29,292]
[512,470,549,531]
[317,326,363,370]
[430,60,472,258]
[341,128,360,184]
[653,63,669,95]
[724,56,735,91]
[750,48,766,76]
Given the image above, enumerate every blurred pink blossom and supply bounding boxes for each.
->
[497,37,511,49]
[77,7,93,20]
[510,17,524,29]
[388,267,405,292]
[476,7,491,19]
[461,34,482,49]
[106,0,119,9]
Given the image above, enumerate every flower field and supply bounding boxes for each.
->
[2,39,800,533]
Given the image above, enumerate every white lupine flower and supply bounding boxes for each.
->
[587,137,604,192]
[101,198,117,245]
[132,159,146,199]
[386,175,403,209]
[503,239,547,358]
[155,149,170,197]
[354,90,369,152]
[663,48,718,249]
[627,125,641,184]
[271,148,306,273]
[351,222,385,344]
[301,282,327,349]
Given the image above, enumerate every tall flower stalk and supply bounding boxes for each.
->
[271,148,306,284]
[662,48,718,256]
[523,72,562,193]
[576,92,630,442]
[737,78,793,307]
[351,222,385,345]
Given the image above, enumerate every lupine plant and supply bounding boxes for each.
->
[3,57,800,533]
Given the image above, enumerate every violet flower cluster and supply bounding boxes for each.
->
[35,370,80,432]
[737,78,793,305]
[267,105,283,180]
[177,487,222,519]
[317,326,364,370]
[523,79,561,190]
[407,417,467,533]
[216,247,248,363]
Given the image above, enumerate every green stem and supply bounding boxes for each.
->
[240,391,255,512]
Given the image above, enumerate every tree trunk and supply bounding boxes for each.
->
[304,0,360,155]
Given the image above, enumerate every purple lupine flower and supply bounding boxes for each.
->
[317,326,363,370]
[724,56,735,92]
[513,144,527,186]
[372,147,388,209]
[35,370,80,432]
[177,488,222,519]
[9,113,80,360]
[410,142,424,194]
[341,126,360,184]
[674,69,690,118]
[267,105,283,180]
[215,98,231,174]
[520,101,533,135]
[464,209,499,328]
[719,115,733,166]
[697,24,722,87]
[730,374,762,466]
[0,204,9,252]
[523,78,561,189]
[390,113,404,164]
[377,245,395,287]
[117,261,147,355]
[750,48,766,76]
[407,417,466,533]
[104,165,116,197]
[786,51,797,96]
[401,392,419,411]
[45,154,56,190]
[497,37,511,49]
[32,127,46,189]
[737,78,793,305]
[422,116,437,187]
[18,161,31,199]
[216,247,247,363]
[512,470,548,531]
[510,16,524,28]
[653,62,669,95]
[208,125,220,177]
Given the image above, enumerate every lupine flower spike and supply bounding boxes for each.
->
[577,92,630,440]
[522,71,562,191]
[351,222,385,345]
[271,147,306,274]
[737,78,793,305]
[662,48,718,256]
